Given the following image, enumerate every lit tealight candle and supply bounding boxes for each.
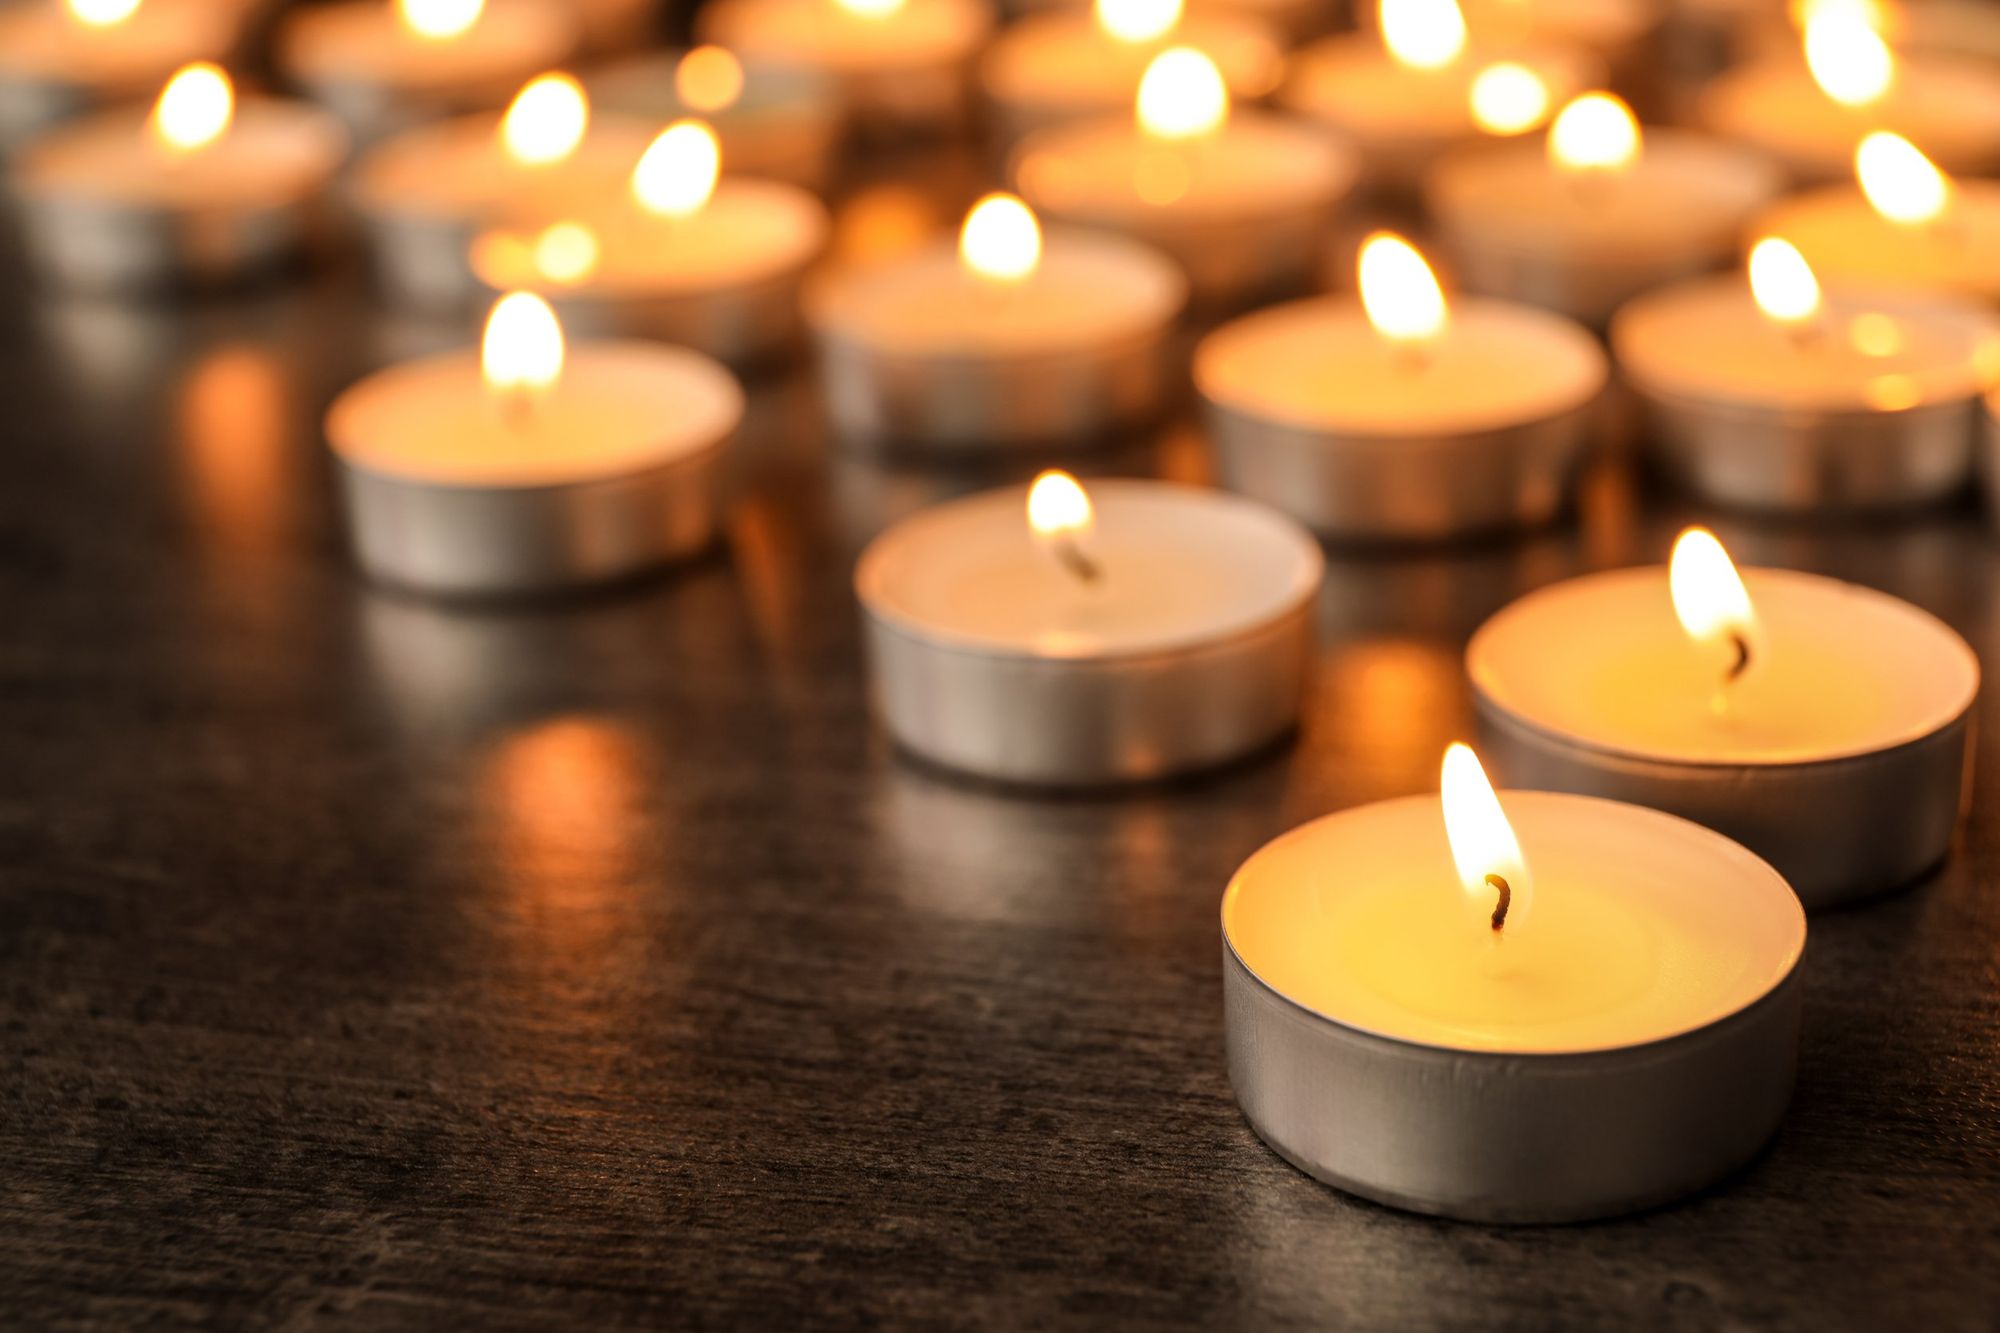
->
[325,291,743,596]
[857,473,1322,785]
[1469,528,1978,907]
[0,0,239,151]
[1701,3,2000,183]
[696,0,994,140]
[14,62,348,290]
[471,118,831,366]
[1195,232,1607,539]
[1756,131,2000,304]
[978,0,1283,146]
[277,0,577,147]
[1426,91,1781,325]
[1281,0,1597,196]
[1223,742,1805,1222]
[1010,47,1358,308]
[349,71,658,311]
[1612,237,2000,511]
[805,193,1186,448]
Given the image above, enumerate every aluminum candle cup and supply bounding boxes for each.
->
[1195,295,1607,540]
[0,0,238,153]
[856,479,1322,787]
[1612,277,2000,512]
[13,98,348,291]
[586,49,843,192]
[1468,566,1979,908]
[1755,183,2000,307]
[697,0,993,141]
[805,230,1185,451]
[1223,791,1806,1223]
[1425,130,1781,327]
[326,341,742,597]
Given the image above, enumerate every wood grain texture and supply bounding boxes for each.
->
[0,170,1997,1330]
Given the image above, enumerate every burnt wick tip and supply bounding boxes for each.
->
[1485,872,1511,932]
[1055,539,1101,586]
[1727,632,1751,684]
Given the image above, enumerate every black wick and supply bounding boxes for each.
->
[1485,873,1511,933]
[1053,537,1101,585]
[1727,632,1752,684]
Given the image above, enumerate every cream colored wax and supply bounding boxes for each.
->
[699,0,991,83]
[1757,183,2000,305]
[352,113,657,228]
[0,0,235,115]
[279,0,575,113]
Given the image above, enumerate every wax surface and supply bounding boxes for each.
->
[1014,112,1356,225]
[1470,566,1979,764]
[858,480,1320,657]
[1701,58,2000,178]
[1224,793,1804,1053]
[280,0,574,92]
[1283,35,1592,142]
[808,232,1184,358]
[353,114,656,221]
[1195,295,1605,436]
[1460,0,1658,54]
[1428,131,1777,262]
[1613,277,2000,412]
[1758,183,2000,304]
[20,101,347,210]
[0,0,231,86]
[327,342,742,487]
[981,11,1282,116]
[701,0,991,72]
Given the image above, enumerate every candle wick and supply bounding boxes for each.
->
[1727,632,1751,684]
[1485,873,1511,932]
[1787,319,1825,353]
[1394,342,1432,376]
[497,387,537,433]
[1053,537,1102,586]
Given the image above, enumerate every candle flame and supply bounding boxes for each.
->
[1468,62,1549,136]
[1358,232,1448,348]
[532,220,600,284]
[1670,527,1758,684]
[1548,92,1640,173]
[398,0,483,40]
[1855,131,1951,225]
[1136,47,1229,140]
[632,119,721,218]
[1440,743,1532,933]
[1804,8,1893,107]
[1097,0,1182,42]
[151,63,233,153]
[1748,237,1823,328]
[1027,470,1094,541]
[960,193,1041,283]
[66,0,140,30]
[1381,0,1466,72]
[676,45,746,113]
[833,0,905,19]
[500,73,589,167]
[481,292,564,396]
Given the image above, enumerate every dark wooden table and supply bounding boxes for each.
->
[4,157,1999,1329]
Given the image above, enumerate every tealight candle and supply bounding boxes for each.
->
[1224,743,1804,1223]
[470,119,831,367]
[696,0,994,140]
[13,64,348,290]
[805,193,1186,449]
[1195,233,1607,540]
[1700,7,2000,183]
[857,473,1322,786]
[1612,238,2000,511]
[0,0,238,152]
[277,0,576,147]
[349,72,656,311]
[1469,528,1978,907]
[1281,0,1597,196]
[1012,48,1358,308]
[979,0,1283,146]
[586,45,843,192]
[1756,132,2000,304]
[326,292,743,597]
[1426,92,1781,326]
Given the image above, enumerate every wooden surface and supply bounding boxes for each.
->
[3,162,1999,1330]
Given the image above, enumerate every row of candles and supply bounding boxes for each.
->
[4,0,1991,1228]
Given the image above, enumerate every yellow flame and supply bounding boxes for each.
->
[151,63,233,152]
[398,0,483,40]
[1096,0,1183,43]
[1804,9,1893,106]
[66,0,140,29]
[1855,131,1951,225]
[1548,92,1640,173]
[1027,470,1094,543]
[481,292,564,395]
[500,73,589,168]
[960,193,1041,283]
[1669,527,1757,673]
[1748,237,1822,327]
[532,221,600,284]
[1136,47,1229,140]
[1440,743,1533,932]
[1790,0,1889,30]
[1381,0,1466,71]
[631,119,721,218]
[1359,232,1448,348]
[676,45,746,113]
[834,0,905,18]
[1469,62,1549,136]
